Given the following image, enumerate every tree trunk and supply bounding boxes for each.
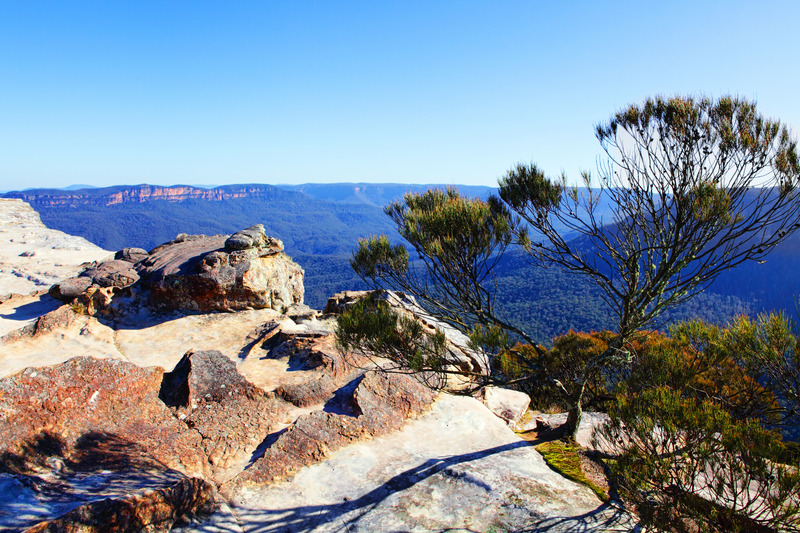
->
[561,381,586,441]
[562,401,583,442]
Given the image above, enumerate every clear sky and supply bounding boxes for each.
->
[1,1,799,191]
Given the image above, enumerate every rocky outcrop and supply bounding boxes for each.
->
[0,199,111,296]
[137,225,304,312]
[222,394,635,533]
[0,357,210,479]
[224,370,436,492]
[325,290,491,384]
[484,386,531,427]
[46,225,305,315]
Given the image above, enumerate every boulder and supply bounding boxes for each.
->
[137,227,304,312]
[114,247,149,263]
[48,276,93,301]
[483,386,531,426]
[81,259,140,289]
[160,350,288,475]
[224,224,283,252]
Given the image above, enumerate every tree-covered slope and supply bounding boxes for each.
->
[2,183,785,338]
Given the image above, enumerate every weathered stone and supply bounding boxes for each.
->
[80,259,140,289]
[484,386,531,426]
[223,395,636,533]
[224,224,283,252]
[114,247,149,263]
[223,370,435,492]
[323,290,371,314]
[74,285,115,315]
[137,229,304,312]
[524,412,611,450]
[276,374,339,407]
[25,477,217,533]
[324,290,490,386]
[0,357,209,479]
[48,276,93,301]
[0,199,111,296]
[160,350,288,476]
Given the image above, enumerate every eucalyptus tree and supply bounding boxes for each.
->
[499,95,800,436]
[338,187,541,391]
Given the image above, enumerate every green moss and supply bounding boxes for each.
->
[535,441,608,502]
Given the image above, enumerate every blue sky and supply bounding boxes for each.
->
[1,1,799,190]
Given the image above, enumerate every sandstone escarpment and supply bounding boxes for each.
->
[4,184,287,207]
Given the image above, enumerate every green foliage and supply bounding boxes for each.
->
[500,95,800,340]
[595,388,800,532]
[348,187,533,348]
[335,292,454,388]
[723,313,800,438]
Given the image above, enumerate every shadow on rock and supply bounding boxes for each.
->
[0,430,199,531]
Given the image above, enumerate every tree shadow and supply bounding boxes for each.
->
[0,430,186,531]
[227,440,637,533]
[522,503,641,532]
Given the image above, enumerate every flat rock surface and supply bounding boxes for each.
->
[0,199,111,296]
[224,394,635,533]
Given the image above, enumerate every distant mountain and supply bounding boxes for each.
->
[278,183,496,207]
[3,182,788,343]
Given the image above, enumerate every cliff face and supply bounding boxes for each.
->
[3,184,282,207]
[0,199,111,296]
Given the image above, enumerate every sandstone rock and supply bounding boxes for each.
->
[223,394,636,533]
[80,259,140,289]
[0,357,209,479]
[0,199,111,296]
[137,228,304,312]
[484,386,531,426]
[224,370,435,492]
[114,247,148,263]
[25,477,217,533]
[160,350,288,476]
[73,285,116,315]
[261,319,369,407]
[224,224,283,253]
[48,276,93,301]
[1,305,78,342]
[518,411,611,450]
[276,374,339,408]
[322,290,371,314]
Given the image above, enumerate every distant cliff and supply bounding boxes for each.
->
[2,184,283,207]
